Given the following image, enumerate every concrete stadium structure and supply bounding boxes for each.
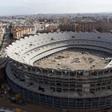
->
[5,32,112,112]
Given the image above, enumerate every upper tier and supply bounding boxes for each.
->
[6,32,112,70]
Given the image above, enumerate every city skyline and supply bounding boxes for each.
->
[0,0,112,16]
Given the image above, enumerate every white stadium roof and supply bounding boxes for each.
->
[6,32,112,69]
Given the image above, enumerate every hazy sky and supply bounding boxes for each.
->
[0,0,112,15]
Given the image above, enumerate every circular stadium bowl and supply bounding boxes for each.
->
[5,32,112,111]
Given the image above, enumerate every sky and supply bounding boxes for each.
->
[0,0,112,16]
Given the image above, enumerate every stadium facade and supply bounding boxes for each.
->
[5,32,112,111]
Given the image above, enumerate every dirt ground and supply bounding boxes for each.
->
[35,49,110,70]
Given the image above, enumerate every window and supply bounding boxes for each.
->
[56,82,61,86]
[56,88,62,92]
[38,86,45,92]
[50,87,55,92]
[72,36,75,38]
[97,36,101,39]
[51,38,54,40]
